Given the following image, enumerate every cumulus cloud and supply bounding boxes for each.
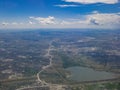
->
[0,13,120,29]
[63,0,119,4]
[55,4,79,7]
[89,19,100,25]
[59,12,120,29]
[29,16,56,25]
[86,12,120,26]
[28,21,34,24]
[2,22,9,26]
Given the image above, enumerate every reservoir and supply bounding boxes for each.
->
[66,66,117,82]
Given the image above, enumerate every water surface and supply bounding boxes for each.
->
[66,66,116,82]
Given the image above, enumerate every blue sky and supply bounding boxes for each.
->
[0,0,120,29]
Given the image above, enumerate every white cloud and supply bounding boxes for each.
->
[86,12,120,25]
[92,11,99,14]
[0,12,120,29]
[2,22,9,26]
[55,4,79,7]
[28,21,34,25]
[59,12,120,29]
[12,22,18,25]
[63,0,119,4]
[29,16,56,25]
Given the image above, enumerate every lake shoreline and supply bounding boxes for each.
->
[66,66,120,82]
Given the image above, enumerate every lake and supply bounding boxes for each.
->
[66,66,117,82]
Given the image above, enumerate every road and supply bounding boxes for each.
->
[36,40,67,90]
[17,40,67,90]
[16,40,120,90]
[37,40,54,85]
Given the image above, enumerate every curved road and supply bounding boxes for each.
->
[37,41,54,85]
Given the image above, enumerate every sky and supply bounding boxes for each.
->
[0,0,120,29]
